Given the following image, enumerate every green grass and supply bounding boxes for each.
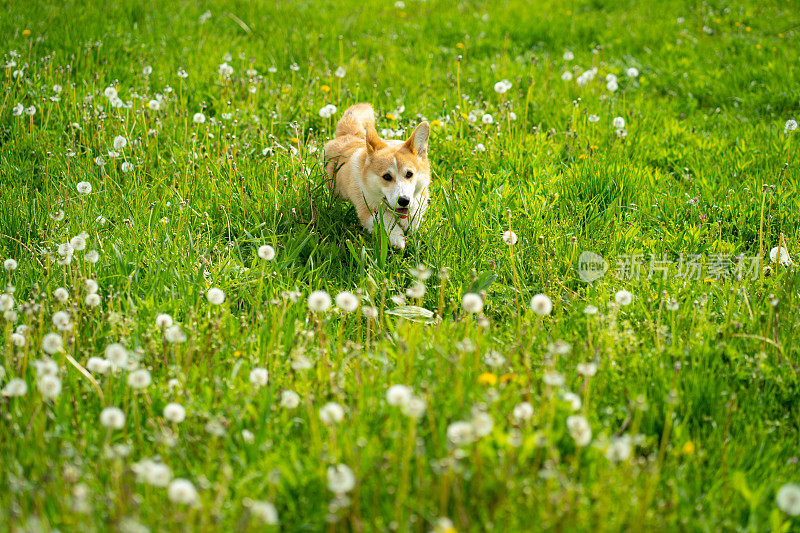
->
[1,0,800,530]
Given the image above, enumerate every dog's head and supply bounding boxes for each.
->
[362,122,431,219]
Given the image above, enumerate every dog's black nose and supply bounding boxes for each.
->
[398,196,410,207]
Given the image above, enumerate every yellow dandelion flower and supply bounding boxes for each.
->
[682,441,695,455]
[290,137,300,144]
[431,119,442,128]
[233,350,242,358]
[22,29,31,37]
[500,373,516,383]
[455,43,464,49]
[478,372,498,386]
[320,84,331,93]
[386,113,396,121]
[281,86,291,94]
[745,26,751,32]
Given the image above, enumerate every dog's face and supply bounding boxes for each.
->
[362,122,431,219]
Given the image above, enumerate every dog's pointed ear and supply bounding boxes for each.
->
[365,125,386,155]
[404,121,430,158]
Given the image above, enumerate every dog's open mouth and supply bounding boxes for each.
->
[383,202,409,219]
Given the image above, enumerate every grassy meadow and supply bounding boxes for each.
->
[1,0,800,530]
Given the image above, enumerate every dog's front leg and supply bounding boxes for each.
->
[357,203,405,250]
[380,210,406,250]
[406,191,429,233]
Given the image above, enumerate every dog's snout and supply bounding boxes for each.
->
[398,196,410,207]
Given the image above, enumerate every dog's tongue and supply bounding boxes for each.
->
[395,207,409,219]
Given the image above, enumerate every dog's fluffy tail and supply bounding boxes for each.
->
[335,103,375,138]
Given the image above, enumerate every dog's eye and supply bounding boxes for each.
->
[405,171,413,179]
[382,173,392,181]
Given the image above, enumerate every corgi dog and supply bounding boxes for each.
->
[324,103,430,250]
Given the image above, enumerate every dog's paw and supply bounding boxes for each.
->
[390,233,406,250]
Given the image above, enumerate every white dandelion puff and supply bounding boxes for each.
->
[206,287,225,305]
[42,333,63,354]
[493,79,512,94]
[100,407,126,429]
[530,294,553,315]
[461,293,483,314]
[37,375,62,399]
[167,479,199,506]
[513,402,534,422]
[614,289,633,306]
[156,314,173,328]
[307,290,332,313]
[250,501,279,525]
[319,402,345,425]
[2,378,27,397]
[327,464,355,494]
[54,287,70,303]
[386,385,413,406]
[319,104,338,118]
[249,368,269,387]
[163,403,186,423]
[127,368,152,389]
[105,343,128,368]
[566,415,592,446]
[776,483,800,516]
[257,245,275,260]
[280,390,300,409]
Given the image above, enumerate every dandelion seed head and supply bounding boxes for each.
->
[206,287,225,305]
[447,420,476,447]
[493,79,512,94]
[54,287,69,303]
[308,290,332,313]
[319,402,345,425]
[127,368,152,389]
[614,289,633,306]
[280,390,300,409]
[105,343,128,367]
[86,357,111,374]
[566,415,592,446]
[461,293,483,314]
[257,245,275,261]
[249,367,269,387]
[37,375,62,399]
[167,478,199,506]
[513,402,534,422]
[327,464,355,494]
[386,384,414,406]
[250,500,279,524]
[42,332,63,354]
[100,406,126,429]
[530,294,553,316]
[163,403,186,423]
[776,483,800,516]
[335,291,359,313]
[2,378,27,397]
